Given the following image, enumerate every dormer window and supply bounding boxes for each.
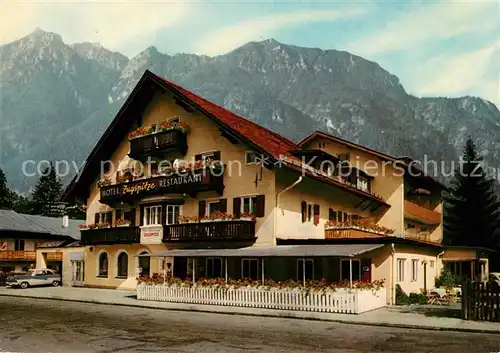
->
[357,176,370,192]
[202,152,215,163]
[245,151,258,165]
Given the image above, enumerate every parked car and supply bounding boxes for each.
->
[489,272,500,287]
[6,269,61,289]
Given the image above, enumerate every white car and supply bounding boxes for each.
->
[489,272,500,286]
[6,269,61,289]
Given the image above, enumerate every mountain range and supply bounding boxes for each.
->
[1,28,499,192]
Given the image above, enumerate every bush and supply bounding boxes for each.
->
[395,284,428,305]
[435,267,460,288]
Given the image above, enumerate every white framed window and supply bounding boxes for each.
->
[340,259,361,281]
[297,259,314,281]
[207,200,223,215]
[14,239,25,251]
[116,208,132,223]
[166,205,181,225]
[206,257,223,278]
[97,212,111,224]
[241,258,259,280]
[357,176,369,192]
[397,258,406,282]
[201,152,215,163]
[241,196,257,215]
[411,259,419,282]
[245,151,258,165]
[143,205,162,226]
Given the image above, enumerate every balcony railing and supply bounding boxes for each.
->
[0,251,36,261]
[163,220,256,242]
[129,130,188,160]
[46,252,63,261]
[404,200,441,225]
[325,227,388,239]
[100,167,224,204]
[405,231,432,242]
[81,226,140,245]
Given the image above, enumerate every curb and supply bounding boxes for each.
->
[1,293,499,335]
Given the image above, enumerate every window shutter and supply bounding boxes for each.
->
[233,197,241,218]
[213,151,221,161]
[301,201,307,223]
[255,195,265,217]
[219,198,227,213]
[105,211,113,225]
[130,208,136,226]
[150,162,158,176]
[195,154,202,161]
[94,213,100,224]
[313,204,320,225]
[328,208,335,221]
[199,200,206,218]
[140,206,144,226]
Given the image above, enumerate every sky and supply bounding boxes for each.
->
[1,0,499,106]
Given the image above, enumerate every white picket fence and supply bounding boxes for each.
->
[137,284,386,314]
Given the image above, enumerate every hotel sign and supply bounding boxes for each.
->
[100,172,222,203]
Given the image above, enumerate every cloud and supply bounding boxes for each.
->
[0,0,190,56]
[346,1,498,57]
[411,40,499,106]
[193,8,367,56]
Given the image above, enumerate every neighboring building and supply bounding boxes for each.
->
[61,70,479,302]
[36,240,85,287]
[0,210,81,272]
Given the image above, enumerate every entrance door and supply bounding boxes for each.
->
[173,257,188,279]
[138,252,151,276]
[71,261,85,287]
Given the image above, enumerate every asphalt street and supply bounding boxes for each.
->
[0,296,499,353]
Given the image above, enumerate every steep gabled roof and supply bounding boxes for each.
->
[63,70,300,201]
[156,74,299,160]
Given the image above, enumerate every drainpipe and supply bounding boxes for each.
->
[390,243,395,305]
[274,176,303,245]
[436,251,444,277]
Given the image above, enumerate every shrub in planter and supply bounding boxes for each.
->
[408,292,428,305]
[435,267,460,288]
[395,284,409,305]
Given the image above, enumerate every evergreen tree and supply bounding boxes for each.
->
[0,168,15,210]
[30,162,64,217]
[444,137,500,249]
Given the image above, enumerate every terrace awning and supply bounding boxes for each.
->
[137,244,385,258]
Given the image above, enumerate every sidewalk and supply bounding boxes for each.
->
[0,286,498,334]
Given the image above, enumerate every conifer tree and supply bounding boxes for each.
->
[0,168,15,210]
[30,162,64,217]
[444,137,500,249]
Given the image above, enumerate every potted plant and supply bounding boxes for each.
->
[159,120,190,134]
[97,177,112,188]
[239,212,256,222]
[179,215,198,224]
[114,219,131,228]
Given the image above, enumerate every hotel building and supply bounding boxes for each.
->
[62,70,487,304]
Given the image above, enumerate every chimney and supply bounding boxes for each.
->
[62,215,69,228]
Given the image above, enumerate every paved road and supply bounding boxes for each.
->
[0,297,499,353]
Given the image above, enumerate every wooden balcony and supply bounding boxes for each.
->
[404,200,441,225]
[129,130,188,160]
[405,231,431,242]
[0,251,36,261]
[325,227,387,239]
[46,252,63,261]
[163,221,256,242]
[100,168,224,205]
[81,226,140,245]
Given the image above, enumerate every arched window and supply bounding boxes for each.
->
[117,252,128,278]
[138,251,150,276]
[98,252,108,277]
